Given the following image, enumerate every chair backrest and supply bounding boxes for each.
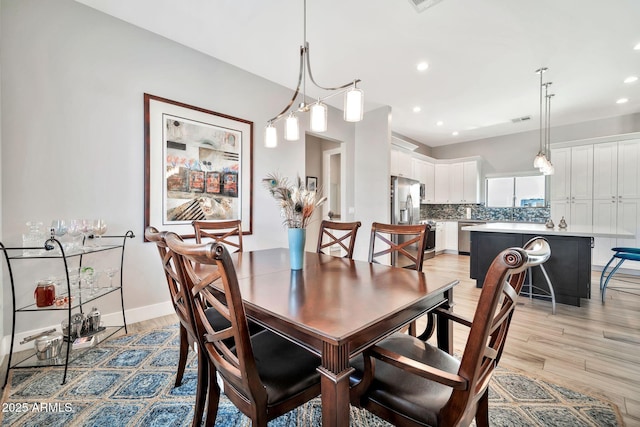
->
[368,222,429,271]
[144,226,194,337]
[192,219,243,252]
[316,220,362,259]
[444,236,550,425]
[165,234,266,409]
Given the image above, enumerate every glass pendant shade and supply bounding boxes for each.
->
[310,101,328,132]
[284,113,300,141]
[533,152,546,168]
[264,123,278,148]
[344,86,364,122]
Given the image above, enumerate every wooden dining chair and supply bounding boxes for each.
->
[368,222,430,336]
[350,237,551,427]
[165,235,322,427]
[192,219,243,252]
[316,220,362,258]
[145,226,229,426]
[368,222,429,270]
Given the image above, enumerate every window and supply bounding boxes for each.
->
[486,175,546,207]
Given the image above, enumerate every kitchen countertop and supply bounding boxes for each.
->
[461,222,634,239]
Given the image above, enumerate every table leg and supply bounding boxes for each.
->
[317,342,353,427]
[437,288,454,354]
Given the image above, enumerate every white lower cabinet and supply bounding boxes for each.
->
[444,222,458,253]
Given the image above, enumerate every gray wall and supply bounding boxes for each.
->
[0,0,390,349]
[431,113,640,176]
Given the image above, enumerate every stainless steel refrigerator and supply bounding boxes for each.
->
[390,176,421,268]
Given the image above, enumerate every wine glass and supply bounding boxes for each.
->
[104,267,119,290]
[79,219,94,247]
[66,220,82,253]
[93,219,107,245]
[50,220,67,237]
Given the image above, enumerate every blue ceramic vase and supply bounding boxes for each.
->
[288,228,306,270]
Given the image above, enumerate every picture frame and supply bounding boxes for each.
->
[144,94,253,240]
[306,176,318,192]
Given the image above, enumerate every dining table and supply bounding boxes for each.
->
[203,248,459,427]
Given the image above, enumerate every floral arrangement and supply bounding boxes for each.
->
[263,173,327,228]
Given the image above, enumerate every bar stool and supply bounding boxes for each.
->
[600,247,640,303]
[522,264,556,314]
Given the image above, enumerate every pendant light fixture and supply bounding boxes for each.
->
[533,67,555,175]
[264,0,363,148]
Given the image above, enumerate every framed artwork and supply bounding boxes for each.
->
[306,176,318,192]
[144,94,253,240]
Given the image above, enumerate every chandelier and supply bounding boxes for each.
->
[264,0,363,148]
[533,67,555,175]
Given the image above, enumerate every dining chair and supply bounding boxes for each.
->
[368,222,430,336]
[145,226,229,426]
[192,219,243,252]
[350,237,551,427]
[316,220,362,259]
[165,235,322,427]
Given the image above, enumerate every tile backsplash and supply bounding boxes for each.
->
[421,204,550,223]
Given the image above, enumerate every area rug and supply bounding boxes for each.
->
[0,324,621,426]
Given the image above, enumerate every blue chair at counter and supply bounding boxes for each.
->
[599,247,640,303]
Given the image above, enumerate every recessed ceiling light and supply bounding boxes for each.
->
[634,43,640,50]
[436,120,444,126]
[413,106,421,113]
[416,62,429,72]
[616,98,629,104]
[452,131,459,136]
[624,76,638,83]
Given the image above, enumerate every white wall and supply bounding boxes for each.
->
[0,0,389,349]
[352,106,392,261]
[0,0,4,346]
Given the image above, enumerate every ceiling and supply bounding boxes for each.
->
[76,0,640,147]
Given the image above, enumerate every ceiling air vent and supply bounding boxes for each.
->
[408,0,444,13]
[511,115,531,123]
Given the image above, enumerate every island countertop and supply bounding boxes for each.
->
[461,222,634,239]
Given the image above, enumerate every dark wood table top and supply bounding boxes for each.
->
[208,248,458,352]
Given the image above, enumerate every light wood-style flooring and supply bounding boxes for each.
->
[422,254,640,426]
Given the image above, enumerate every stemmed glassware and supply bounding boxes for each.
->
[66,220,82,253]
[104,267,119,290]
[79,219,94,247]
[93,219,107,245]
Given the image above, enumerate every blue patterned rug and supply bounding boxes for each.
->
[0,325,621,426]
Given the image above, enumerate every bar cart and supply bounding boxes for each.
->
[1,230,135,388]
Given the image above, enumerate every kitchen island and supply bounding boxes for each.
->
[462,222,633,306]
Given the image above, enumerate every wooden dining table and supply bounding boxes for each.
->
[205,248,459,427]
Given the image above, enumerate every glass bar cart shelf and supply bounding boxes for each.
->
[1,230,135,388]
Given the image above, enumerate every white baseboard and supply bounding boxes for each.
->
[0,301,174,356]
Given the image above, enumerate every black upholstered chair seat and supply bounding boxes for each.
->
[350,334,459,426]
[230,330,321,405]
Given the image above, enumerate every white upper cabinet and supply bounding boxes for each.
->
[617,139,640,199]
[593,142,618,200]
[434,164,451,203]
[390,148,413,178]
[462,161,480,203]
[551,145,593,202]
[449,163,464,203]
[412,158,435,203]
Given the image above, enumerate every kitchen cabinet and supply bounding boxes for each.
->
[434,161,480,204]
[470,230,591,306]
[1,231,134,387]
[550,145,593,226]
[444,221,458,252]
[390,148,414,178]
[412,158,435,203]
[592,140,640,267]
[435,222,445,253]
